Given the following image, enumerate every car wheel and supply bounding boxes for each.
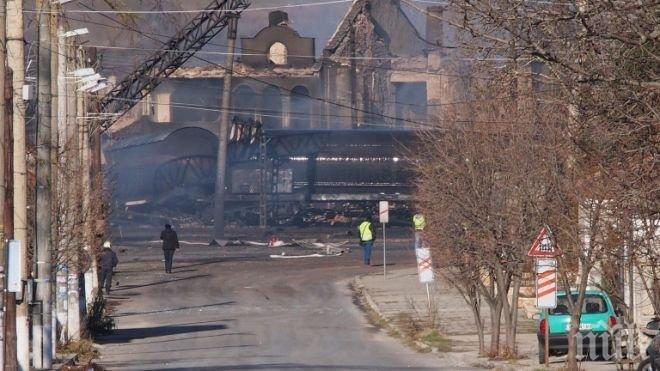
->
[538,341,546,365]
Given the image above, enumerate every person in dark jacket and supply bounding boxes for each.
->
[160,224,180,273]
[99,241,118,295]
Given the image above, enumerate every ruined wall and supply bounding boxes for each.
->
[241,25,316,69]
[321,0,440,129]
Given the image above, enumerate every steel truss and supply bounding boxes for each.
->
[96,0,250,132]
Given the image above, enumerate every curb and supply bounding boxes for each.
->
[353,274,435,353]
[353,275,386,319]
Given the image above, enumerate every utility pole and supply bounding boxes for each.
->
[6,0,29,368]
[50,5,60,358]
[82,117,94,307]
[53,8,67,343]
[34,0,53,367]
[4,68,17,370]
[78,47,93,308]
[213,15,238,243]
[66,44,81,341]
[0,0,8,367]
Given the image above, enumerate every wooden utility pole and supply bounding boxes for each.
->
[213,14,238,243]
[6,0,29,368]
[0,0,7,366]
[4,68,17,370]
[34,0,53,367]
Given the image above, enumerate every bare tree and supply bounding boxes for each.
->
[410,0,657,366]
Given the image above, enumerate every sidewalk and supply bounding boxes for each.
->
[354,267,616,371]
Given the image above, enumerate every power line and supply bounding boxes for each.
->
[23,26,558,129]
[26,0,353,14]
[48,3,560,132]
[68,5,427,130]
[70,41,526,63]
[60,13,520,69]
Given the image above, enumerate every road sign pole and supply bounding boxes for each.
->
[544,307,550,367]
[425,282,431,313]
[379,201,389,278]
[382,223,386,278]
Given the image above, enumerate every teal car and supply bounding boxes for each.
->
[537,289,619,364]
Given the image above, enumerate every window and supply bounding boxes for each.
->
[394,82,427,126]
[550,294,608,315]
[261,86,282,128]
[233,85,258,121]
[268,42,288,65]
[290,86,311,129]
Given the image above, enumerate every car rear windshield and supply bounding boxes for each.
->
[549,294,608,315]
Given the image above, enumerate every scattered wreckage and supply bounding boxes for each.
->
[242,238,350,258]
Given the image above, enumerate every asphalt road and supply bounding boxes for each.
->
[97,242,466,370]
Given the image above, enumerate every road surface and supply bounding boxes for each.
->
[97,242,467,370]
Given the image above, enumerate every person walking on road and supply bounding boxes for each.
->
[160,224,180,273]
[99,241,119,295]
[358,215,376,266]
[413,213,426,250]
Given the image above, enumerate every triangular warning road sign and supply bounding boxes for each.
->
[527,227,563,257]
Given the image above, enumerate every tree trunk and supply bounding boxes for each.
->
[507,275,521,355]
[489,300,503,356]
[566,312,580,370]
[563,238,593,370]
[493,261,515,356]
[466,285,486,355]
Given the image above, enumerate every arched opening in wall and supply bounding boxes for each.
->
[233,85,258,122]
[290,86,311,129]
[261,86,282,128]
[153,127,218,200]
[268,42,288,66]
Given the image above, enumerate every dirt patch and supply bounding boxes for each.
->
[57,340,103,369]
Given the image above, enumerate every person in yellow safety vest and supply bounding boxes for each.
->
[413,213,426,249]
[358,215,376,266]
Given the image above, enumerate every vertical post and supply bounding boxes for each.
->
[305,154,317,204]
[35,0,53,367]
[213,14,238,243]
[67,55,82,339]
[544,308,549,367]
[382,224,386,277]
[55,12,68,345]
[259,135,267,229]
[49,6,59,359]
[6,0,30,367]
[0,0,7,366]
[425,283,431,313]
[80,75,93,308]
[4,62,17,371]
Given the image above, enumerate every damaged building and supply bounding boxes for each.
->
[104,1,456,226]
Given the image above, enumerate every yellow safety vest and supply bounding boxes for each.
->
[358,221,373,241]
[413,214,426,230]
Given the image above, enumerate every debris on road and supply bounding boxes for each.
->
[293,240,350,255]
[244,239,293,248]
[270,253,342,259]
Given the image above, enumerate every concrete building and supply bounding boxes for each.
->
[104,0,455,225]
